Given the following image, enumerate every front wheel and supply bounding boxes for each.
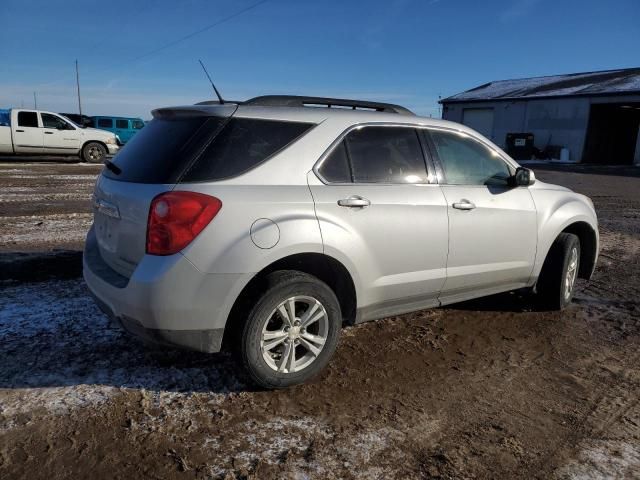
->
[537,233,581,310]
[82,142,107,163]
[240,271,342,389]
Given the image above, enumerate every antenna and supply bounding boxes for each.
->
[198,59,224,104]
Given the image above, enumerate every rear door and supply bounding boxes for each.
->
[12,111,43,153]
[309,125,449,319]
[425,128,537,303]
[114,118,131,143]
[41,113,81,152]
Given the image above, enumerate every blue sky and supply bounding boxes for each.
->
[1,0,638,119]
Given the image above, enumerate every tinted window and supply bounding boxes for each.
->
[345,127,427,184]
[429,130,512,186]
[18,111,38,128]
[41,113,68,129]
[318,141,351,183]
[182,118,313,181]
[103,117,214,183]
[115,119,129,129]
[132,120,144,129]
[98,118,113,128]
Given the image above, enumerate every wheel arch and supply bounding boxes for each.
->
[221,252,358,351]
[536,218,598,282]
[559,221,598,279]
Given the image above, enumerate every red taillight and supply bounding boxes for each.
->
[146,191,222,256]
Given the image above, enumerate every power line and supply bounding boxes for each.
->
[28,0,272,91]
[122,0,271,67]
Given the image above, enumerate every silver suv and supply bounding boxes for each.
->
[84,95,599,388]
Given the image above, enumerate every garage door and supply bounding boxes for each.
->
[462,108,494,140]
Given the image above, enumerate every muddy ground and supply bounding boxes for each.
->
[1,162,639,479]
[0,161,101,252]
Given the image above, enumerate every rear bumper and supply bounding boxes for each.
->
[83,227,249,353]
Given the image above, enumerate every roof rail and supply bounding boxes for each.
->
[243,95,414,115]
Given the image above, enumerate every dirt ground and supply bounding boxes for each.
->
[1,161,639,479]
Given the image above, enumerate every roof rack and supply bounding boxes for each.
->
[243,95,414,115]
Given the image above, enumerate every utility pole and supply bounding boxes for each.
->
[75,60,83,116]
[33,92,37,109]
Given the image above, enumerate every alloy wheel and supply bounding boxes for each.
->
[564,247,578,300]
[260,295,329,374]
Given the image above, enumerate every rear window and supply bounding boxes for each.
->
[181,118,313,182]
[103,117,214,183]
[103,116,313,183]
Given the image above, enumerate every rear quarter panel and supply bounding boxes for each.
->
[177,184,323,275]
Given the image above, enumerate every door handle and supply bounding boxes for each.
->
[452,199,476,210]
[44,131,54,134]
[15,129,24,132]
[337,196,371,208]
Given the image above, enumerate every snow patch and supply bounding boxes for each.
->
[0,279,241,431]
[556,440,640,479]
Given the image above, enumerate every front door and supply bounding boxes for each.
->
[13,111,43,153]
[426,128,538,303]
[41,113,81,153]
[309,125,449,321]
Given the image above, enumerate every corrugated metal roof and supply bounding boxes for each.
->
[441,67,640,103]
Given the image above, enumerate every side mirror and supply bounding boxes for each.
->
[513,167,535,187]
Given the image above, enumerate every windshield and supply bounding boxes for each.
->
[60,115,83,128]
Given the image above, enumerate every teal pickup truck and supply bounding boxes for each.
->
[92,116,145,144]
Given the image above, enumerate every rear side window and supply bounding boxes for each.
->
[103,117,214,183]
[98,118,113,128]
[18,111,38,127]
[115,119,129,129]
[181,118,313,182]
[318,141,352,183]
[320,126,427,184]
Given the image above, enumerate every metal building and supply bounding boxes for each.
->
[440,67,640,165]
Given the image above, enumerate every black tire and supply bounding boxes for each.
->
[537,233,581,310]
[82,142,107,163]
[240,270,341,389]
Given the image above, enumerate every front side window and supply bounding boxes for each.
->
[132,120,144,129]
[429,130,512,186]
[41,113,70,129]
[98,118,113,128]
[115,119,129,129]
[345,126,428,184]
[17,111,38,128]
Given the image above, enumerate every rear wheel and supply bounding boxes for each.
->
[82,142,107,163]
[240,271,341,389]
[537,233,580,310]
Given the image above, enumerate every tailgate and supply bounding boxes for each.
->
[93,175,171,277]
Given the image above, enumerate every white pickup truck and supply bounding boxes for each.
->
[0,109,119,163]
